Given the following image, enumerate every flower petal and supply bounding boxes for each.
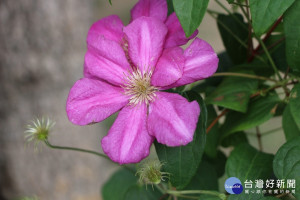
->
[123,17,168,72]
[131,0,167,22]
[151,47,184,87]
[164,13,198,49]
[169,38,219,88]
[101,103,153,164]
[148,92,200,146]
[84,36,130,86]
[87,15,124,44]
[66,78,128,125]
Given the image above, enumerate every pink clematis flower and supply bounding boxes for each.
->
[66,0,218,164]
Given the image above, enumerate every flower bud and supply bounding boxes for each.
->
[136,159,169,186]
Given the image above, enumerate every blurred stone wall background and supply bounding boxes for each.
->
[0,0,225,200]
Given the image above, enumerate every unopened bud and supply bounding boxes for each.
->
[136,159,169,186]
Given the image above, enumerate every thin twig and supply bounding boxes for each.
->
[256,126,263,151]
[257,37,283,81]
[206,81,298,133]
[44,140,135,173]
[212,72,278,82]
[249,16,283,62]
[206,109,228,133]
[231,2,249,7]
[284,66,290,79]
[246,0,254,60]
[207,9,266,63]
[215,0,248,31]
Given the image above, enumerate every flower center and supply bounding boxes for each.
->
[122,68,157,105]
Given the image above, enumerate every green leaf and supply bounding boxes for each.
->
[289,84,300,129]
[273,136,300,199]
[221,131,248,147]
[282,105,300,141]
[217,13,248,64]
[221,94,280,138]
[204,151,227,178]
[249,0,295,36]
[123,185,161,200]
[284,0,300,71]
[154,91,206,189]
[226,144,274,183]
[206,75,259,113]
[102,169,161,200]
[183,160,219,191]
[172,0,209,37]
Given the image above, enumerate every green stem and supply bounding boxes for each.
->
[256,126,263,151]
[206,9,223,15]
[166,190,226,200]
[175,194,199,199]
[212,72,278,82]
[262,127,282,136]
[240,2,283,81]
[257,37,283,81]
[231,2,249,7]
[154,184,166,195]
[44,140,135,173]
[240,4,250,22]
[207,10,266,64]
[207,11,247,49]
[215,0,248,31]
[248,127,282,137]
[45,140,109,159]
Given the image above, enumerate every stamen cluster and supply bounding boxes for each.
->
[122,68,158,105]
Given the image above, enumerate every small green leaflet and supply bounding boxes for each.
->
[172,0,209,37]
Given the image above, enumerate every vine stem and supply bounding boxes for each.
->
[207,109,228,133]
[166,190,226,200]
[212,72,278,83]
[44,140,135,173]
[207,8,266,63]
[248,127,282,137]
[256,126,263,151]
[206,80,298,133]
[207,10,247,49]
[215,0,248,31]
[45,140,109,159]
[257,37,283,81]
[231,2,249,7]
[238,1,283,81]
[245,0,254,59]
[249,16,283,62]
